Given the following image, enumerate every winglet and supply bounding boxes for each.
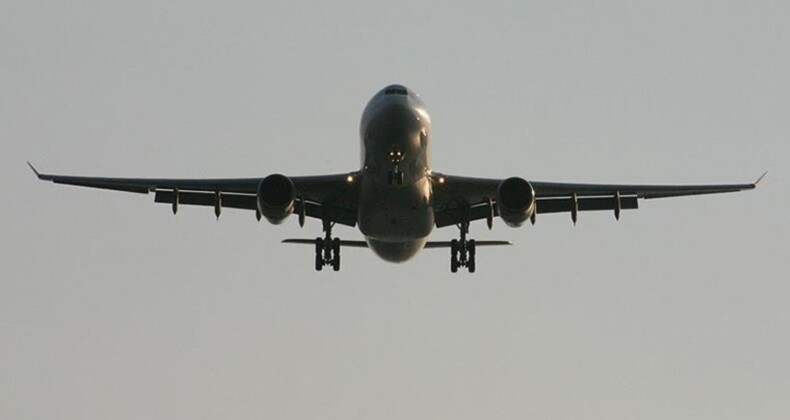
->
[27,161,42,178]
[753,171,768,187]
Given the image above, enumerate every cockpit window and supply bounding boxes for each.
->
[384,87,408,96]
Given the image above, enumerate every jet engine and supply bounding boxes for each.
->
[496,177,536,227]
[257,174,296,224]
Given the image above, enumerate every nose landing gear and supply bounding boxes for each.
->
[450,221,476,273]
[388,169,404,185]
[388,148,405,185]
[315,220,340,271]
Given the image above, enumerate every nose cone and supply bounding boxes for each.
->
[365,101,424,156]
[371,101,421,135]
[360,84,431,171]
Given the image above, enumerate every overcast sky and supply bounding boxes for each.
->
[1,1,788,418]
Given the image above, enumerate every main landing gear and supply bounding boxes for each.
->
[315,220,340,271]
[450,221,476,273]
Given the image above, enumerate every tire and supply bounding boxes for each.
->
[468,240,477,273]
[450,239,459,273]
[315,237,324,271]
[331,238,341,271]
[450,239,458,273]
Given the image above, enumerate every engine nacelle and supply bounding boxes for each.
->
[496,177,536,227]
[257,174,296,224]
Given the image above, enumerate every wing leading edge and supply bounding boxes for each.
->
[28,162,764,228]
[530,173,766,199]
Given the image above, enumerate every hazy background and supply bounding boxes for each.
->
[2,1,788,418]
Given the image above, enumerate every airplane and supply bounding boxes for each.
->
[29,84,764,272]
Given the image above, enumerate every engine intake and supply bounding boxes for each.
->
[257,174,296,224]
[497,177,536,227]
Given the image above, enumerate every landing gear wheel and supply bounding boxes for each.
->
[450,239,459,273]
[315,237,324,271]
[467,240,476,273]
[449,221,480,273]
[313,222,342,272]
[332,238,341,271]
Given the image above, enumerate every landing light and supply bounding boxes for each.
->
[346,175,354,183]
[438,177,446,184]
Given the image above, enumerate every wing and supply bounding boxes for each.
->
[28,162,360,226]
[431,171,765,227]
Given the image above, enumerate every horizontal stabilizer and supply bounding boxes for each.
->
[423,240,511,248]
[282,239,511,248]
[282,239,369,248]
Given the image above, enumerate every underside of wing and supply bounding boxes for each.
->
[29,162,360,226]
[530,177,763,199]
[431,172,764,228]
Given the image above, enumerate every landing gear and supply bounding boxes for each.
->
[450,240,459,273]
[450,221,476,273]
[388,147,405,185]
[314,220,341,271]
[332,238,341,271]
[388,169,404,185]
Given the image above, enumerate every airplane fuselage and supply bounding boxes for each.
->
[357,85,434,262]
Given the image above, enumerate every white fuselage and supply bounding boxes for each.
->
[357,85,434,262]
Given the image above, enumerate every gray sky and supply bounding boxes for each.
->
[2,1,788,418]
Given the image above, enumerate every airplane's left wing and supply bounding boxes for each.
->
[432,172,764,227]
[28,163,360,226]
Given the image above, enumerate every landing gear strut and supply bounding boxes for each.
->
[388,168,404,185]
[315,220,340,271]
[388,148,405,185]
[450,221,476,273]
